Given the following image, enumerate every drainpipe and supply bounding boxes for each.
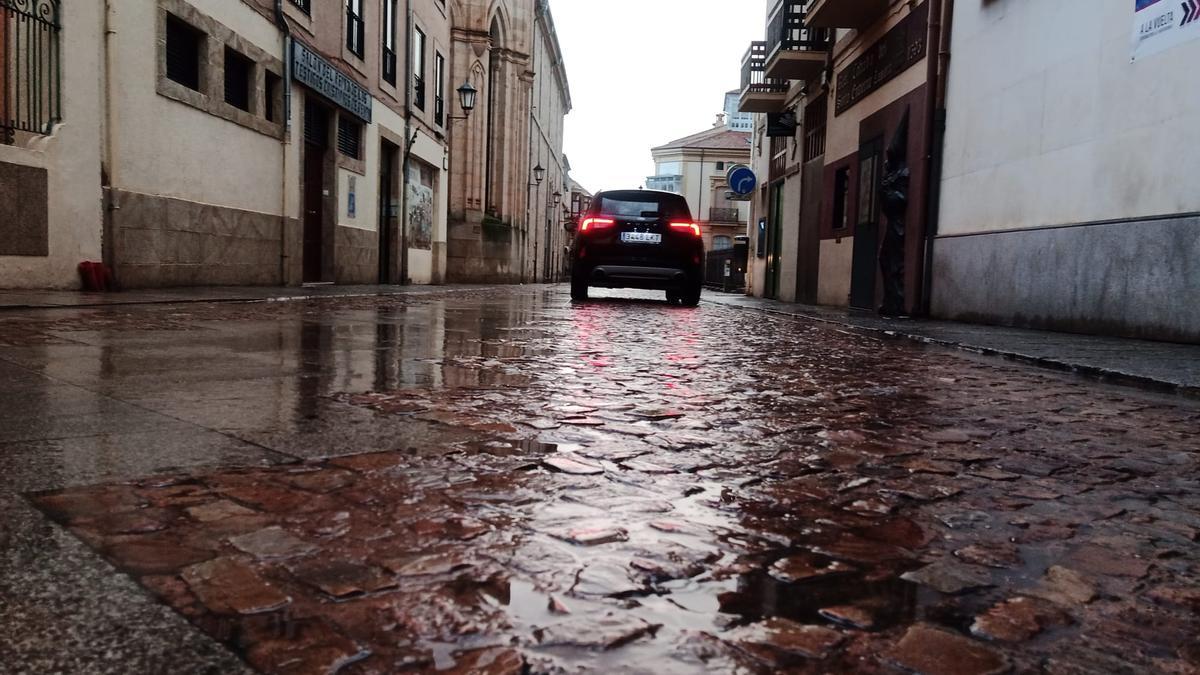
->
[919,0,953,316]
[102,0,118,277]
[397,0,413,285]
[274,0,292,285]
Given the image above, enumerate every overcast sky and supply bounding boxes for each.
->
[553,1,767,193]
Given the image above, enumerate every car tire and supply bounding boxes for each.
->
[681,283,702,307]
[666,290,680,305]
[570,278,589,301]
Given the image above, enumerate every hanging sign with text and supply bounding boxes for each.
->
[293,41,373,122]
[1132,0,1200,61]
[834,1,928,116]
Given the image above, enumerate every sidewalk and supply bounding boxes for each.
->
[704,292,1200,398]
[0,283,495,310]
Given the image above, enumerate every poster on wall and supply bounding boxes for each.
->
[1132,0,1200,61]
[406,163,434,250]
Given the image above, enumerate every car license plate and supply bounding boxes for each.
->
[621,232,662,244]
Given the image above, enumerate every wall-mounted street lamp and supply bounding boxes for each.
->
[552,191,562,206]
[533,164,546,186]
[447,82,479,124]
[457,81,477,114]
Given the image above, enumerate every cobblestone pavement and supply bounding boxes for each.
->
[5,286,1200,674]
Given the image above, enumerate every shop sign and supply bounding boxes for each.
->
[1133,0,1200,60]
[834,1,928,116]
[293,41,372,122]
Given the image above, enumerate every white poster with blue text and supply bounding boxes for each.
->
[1133,0,1200,60]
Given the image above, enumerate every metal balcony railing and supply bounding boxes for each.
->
[709,207,742,223]
[767,1,832,63]
[2,0,61,144]
[740,41,787,95]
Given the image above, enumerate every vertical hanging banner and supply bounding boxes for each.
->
[1133,0,1200,61]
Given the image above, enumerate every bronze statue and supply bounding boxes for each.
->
[878,107,910,316]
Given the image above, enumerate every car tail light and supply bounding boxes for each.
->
[669,221,701,237]
[580,217,615,233]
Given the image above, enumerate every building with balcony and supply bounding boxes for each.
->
[737,0,832,303]
[736,0,938,312]
[648,124,751,253]
[0,0,571,290]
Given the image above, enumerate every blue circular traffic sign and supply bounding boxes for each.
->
[727,165,757,196]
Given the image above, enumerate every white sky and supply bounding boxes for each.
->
[552,1,767,194]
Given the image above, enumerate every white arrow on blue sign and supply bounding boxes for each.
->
[726,164,758,196]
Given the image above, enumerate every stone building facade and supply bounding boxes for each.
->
[445,0,571,283]
[0,0,569,290]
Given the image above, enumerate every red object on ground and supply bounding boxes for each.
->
[78,262,115,291]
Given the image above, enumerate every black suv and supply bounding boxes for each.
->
[568,190,705,306]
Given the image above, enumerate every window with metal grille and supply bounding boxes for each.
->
[224,47,253,112]
[165,14,203,92]
[2,0,63,143]
[434,52,445,126]
[412,27,426,111]
[289,0,310,14]
[382,0,397,85]
[803,95,827,162]
[265,71,281,122]
[346,0,365,59]
[337,115,362,159]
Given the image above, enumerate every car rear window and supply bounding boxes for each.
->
[597,195,689,219]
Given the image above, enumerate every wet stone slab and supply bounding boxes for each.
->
[7,287,1200,673]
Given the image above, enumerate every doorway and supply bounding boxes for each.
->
[849,136,883,310]
[302,98,330,284]
[765,183,784,299]
[378,140,399,284]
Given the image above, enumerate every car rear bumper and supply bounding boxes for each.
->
[583,265,696,290]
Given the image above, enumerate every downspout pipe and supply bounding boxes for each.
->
[398,0,413,285]
[920,0,953,316]
[102,0,118,278]
[274,0,292,284]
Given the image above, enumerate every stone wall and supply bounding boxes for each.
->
[107,189,298,288]
[931,215,1200,344]
[335,226,378,285]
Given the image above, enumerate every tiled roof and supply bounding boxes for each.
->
[653,126,752,152]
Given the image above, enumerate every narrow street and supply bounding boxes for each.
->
[1,286,1197,673]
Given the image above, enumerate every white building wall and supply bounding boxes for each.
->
[0,0,105,289]
[940,0,1200,235]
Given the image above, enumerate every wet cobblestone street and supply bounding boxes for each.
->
[4,286,1200,674]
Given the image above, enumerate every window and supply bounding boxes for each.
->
[412,27,426,111]
[165,14,203,92]
[858,152,879,225]
[716,161,725,171]
[265,71,281,122]
[346,0,364,58]
[337,115,362,159]
[804,95,827,162]
[832,167,850,230]
[382,0,397,85]
[288,0,311,14]
[224,47,253,112]
[434,52,446,126]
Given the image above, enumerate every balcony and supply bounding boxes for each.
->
[738,42,787,114]
[709,208,743,223]
[804,0,891,30]
[765,1,832,82]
